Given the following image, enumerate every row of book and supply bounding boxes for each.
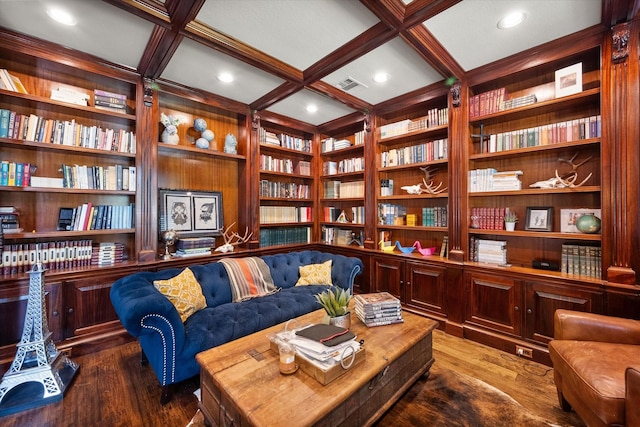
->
[380,138,448,167]
[469,238,508,265]
[468,169,522,193]
[476,115,601,154]
[561,243,601,278]
[470,207,513,230]
[0,69,27,93]
[321,227,363,246]
[0,161,34,187]
[469,88,539,118]
[0,109,136,153]
[380,179,394,196]
[320,137,351,153]
[259,226,311,247]
[354,292,404,327]
[260,155,311,176]
[323,157,364,175]
[379,108,449,139]
[92,89,128,114]
[259,206,312,224]
[378,203,407,226]
[259,180,310,199]
[62,203,135,231]
[421,207,448,227]
[323,180,364,199]
[0,206,21,234]
[259,127,312,153]
[0,240,127,276]
[61,164,136,191]
[323,206,365,224]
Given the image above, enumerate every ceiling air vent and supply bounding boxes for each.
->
[336,76,368,91]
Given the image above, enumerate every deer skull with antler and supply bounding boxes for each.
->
[400,167,448,195]
[529,152,593,189]
[214,222,253,253]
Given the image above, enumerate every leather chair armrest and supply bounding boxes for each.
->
[626,366,640,426]
[554,309,640,343]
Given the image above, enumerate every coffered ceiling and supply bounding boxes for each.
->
[0,0,633,126]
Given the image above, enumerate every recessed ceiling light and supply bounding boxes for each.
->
[217,72,234,83]
[306,105,318,113]
[47,8,77,26]
[497,11,526,30]
[373,72,389,83]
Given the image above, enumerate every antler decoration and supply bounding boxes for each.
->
[214,222,253,253]
[530,152,593,189]
[420,167,448,194]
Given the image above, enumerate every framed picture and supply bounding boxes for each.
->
[525,207,553,232]
[159,189,223,237]
[560,208,601,233]
[555,63,582,98]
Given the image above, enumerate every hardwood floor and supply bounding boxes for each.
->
[0,330,585,427]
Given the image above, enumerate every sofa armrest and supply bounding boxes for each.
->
[626,366,640,427]
[554,309,640,344]
[110,270,185,342]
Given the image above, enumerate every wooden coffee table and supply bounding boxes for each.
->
[196,308,438,427]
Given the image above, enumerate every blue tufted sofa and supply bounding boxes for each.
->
[110,250,363,403]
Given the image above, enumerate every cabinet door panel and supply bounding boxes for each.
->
[373,257,403,301]
[525,280,603,345]
[466,272,522,336]
[606,287,640,320]
[63,275,120,338]
[405,261,446,316]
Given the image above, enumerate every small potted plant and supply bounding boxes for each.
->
[315,287,352,328]
[504,210,518,231]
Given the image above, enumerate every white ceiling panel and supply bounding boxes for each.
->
[267,88,359,126]
[161,38,286,105]
[195,0,381,70]
[322,37,445,104]
[424,0,602,71]
[0,0,154,70]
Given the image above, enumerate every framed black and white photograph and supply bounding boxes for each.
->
[159,189,223,237]
[555,62,582,98]
[525,207,553,232]
[192,192,223,233]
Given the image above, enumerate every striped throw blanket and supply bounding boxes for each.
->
[219,257,279,302]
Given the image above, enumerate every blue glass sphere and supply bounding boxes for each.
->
[194,118,207,132]
[195,138,210,149]
[202,129,215,142]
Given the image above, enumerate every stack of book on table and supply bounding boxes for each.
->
[175,237,214,257]
[354,292,404,326]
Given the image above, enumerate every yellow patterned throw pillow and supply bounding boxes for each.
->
[153,268,206,323]
[295,260,333,286]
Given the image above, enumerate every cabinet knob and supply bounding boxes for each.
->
[52,311,59,317]
[527,308,533,314]
[67,308,74,314]
[514,306,519,311]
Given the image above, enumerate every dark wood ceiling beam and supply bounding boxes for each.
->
[402,0,462,29]
[154,78,249,114]
[303,22,395,83]
[308,81,373,112]
[402,25,464,80]
[359,0,405,28]
[250,81,303,112]
[186,21,303,83]
[101,0,169,24]
[602,0,639,26]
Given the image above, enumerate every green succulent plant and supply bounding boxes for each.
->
[314,287,351,317]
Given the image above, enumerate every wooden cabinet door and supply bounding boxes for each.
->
[373,256,404,301]
[524,280,604,345]
[605,285,640,320]
[405,261,446,317]
[63,273,124,339]
[465,272,522,337]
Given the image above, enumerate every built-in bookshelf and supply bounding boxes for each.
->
[0,46,138,272]
[375,95,450,253]
[467,47,602,273]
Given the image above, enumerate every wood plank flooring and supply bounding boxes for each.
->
[0,330,585,427]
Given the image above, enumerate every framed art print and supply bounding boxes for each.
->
[555,63,582,98]
[192,192,223,234]
[159,189,223,237]
[525,207,553,232]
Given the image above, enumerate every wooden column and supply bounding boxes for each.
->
[363,113,377,249]
[136,77,159,262]
[602,22,640,284]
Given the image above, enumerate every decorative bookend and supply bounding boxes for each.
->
[0,255,78,416]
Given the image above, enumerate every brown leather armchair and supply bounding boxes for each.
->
[549,309,640,427]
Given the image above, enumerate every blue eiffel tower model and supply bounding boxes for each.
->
[0,258,78,416]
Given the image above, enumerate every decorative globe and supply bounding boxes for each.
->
[195,138,210,149]
[202,129,215,142]
[576,213,601,234]
[194,118,207,132]
[162,229,177,246]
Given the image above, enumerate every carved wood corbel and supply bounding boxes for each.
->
[143,77,154,107]
[251,111,260,130]
[450,81,461,107]
[612,23,629,63]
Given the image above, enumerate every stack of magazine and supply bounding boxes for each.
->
[286,324,360,370]
[354,292,403,327]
